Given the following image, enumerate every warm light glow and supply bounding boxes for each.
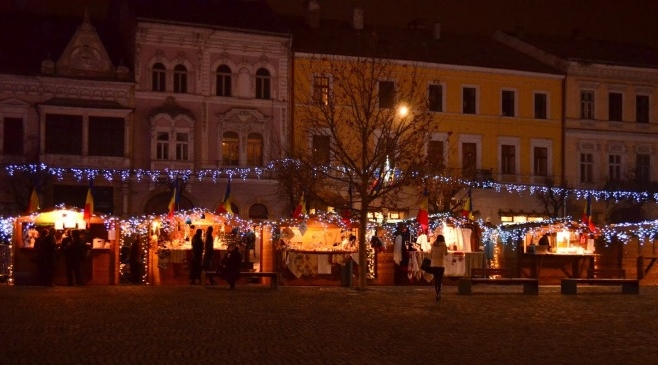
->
[397,105,409,117]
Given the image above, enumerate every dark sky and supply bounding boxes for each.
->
[266,0,658,48]
[1,0,656,48]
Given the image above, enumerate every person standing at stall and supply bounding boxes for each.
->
[61,229,85,286]
[202,227,215,285]
[220,244,242,289]
[40,227,58,286]
[430,234,448,301]
[189,229,203,285]
[129,236,142,284]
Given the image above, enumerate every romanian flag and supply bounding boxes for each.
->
[83,182,94,223]
[292,192,306,218]
[416,190,429,232]
[167,183,177,219]
[215,178,233,215]
[26,187,39,214]
[582,195,595,231]
[461,188,474,221]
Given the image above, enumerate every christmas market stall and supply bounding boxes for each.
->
[274,214,362,286]
[493,219,601,284]
[122,209,255,285]
[391,215,484,285]
[599,221,658,284]
[12,206,118,285]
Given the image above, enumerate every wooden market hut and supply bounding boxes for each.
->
[12,207,118,285]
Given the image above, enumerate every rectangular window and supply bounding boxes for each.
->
[501,144,516,174]
[88,117,124,157]
[312,135,331,165]
[501,90,515,117]
[463,87,476,114]
[156,132,169,160]
[608,154,621,182]
[580,153,594,183]
[3,117,23,155]
[379,81,395,108]
[45,114,82,155]
[609,92,622,121]
[222,133,239,166]
[636,154,650,184]
[175,132,189,161]
[313,76,329,106]
[636,95,649,123]
[427,140,444,169]
[173,65,187,93]
[534,147,548,176]
[428,84,443,112]
[580,91,594,119]
[534,93,547,119]
[246,134,263,166]
[152,65,166,92]
[462,142,477,179]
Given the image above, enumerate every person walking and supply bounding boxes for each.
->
[189,229,203,285]
[61,229,85,285]
[202,227,215,285]
[220,244,242,289]
[430,234,448,301]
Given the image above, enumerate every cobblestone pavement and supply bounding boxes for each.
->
[1,283,657,365]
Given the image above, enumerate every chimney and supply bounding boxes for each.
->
[305,0,320,29]
[433,22,441,39]
[352,6,363,30]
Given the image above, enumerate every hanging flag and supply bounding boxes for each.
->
[292,192,306,218]
[26,187,39,214]
[416,189,429,232]
[582,195,595,231]
[461,188,474,221]
[167,182,177,219]
[83,180,94,223]
[215,178,233,215]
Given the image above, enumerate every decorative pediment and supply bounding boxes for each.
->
[54,10,115,78]
[220,108,268,124]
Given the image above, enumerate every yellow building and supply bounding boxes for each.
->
[287,5,564,224]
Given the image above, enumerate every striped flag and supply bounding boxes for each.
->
[167,182,178,219]
[83,181,94,223]
[461,188,474,221]
[215,178,233,215]
[26,187,39,214]
[416,189,429,232]
[582,195,595,231]
[292,192,306,218]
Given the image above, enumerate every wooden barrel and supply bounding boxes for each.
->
[376,252,395,285]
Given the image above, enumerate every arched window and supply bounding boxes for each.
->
[222,131,239,166]
[152,63,166,91]
[216,65,232,96]
[255,68,271,100]
[248,203,268,219]
[246,133,263,166]
[173,64,187,93]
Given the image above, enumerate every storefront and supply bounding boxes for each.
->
[12,207,117,285]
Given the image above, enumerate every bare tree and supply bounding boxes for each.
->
[292,54,438,289]
[534,176,569,217]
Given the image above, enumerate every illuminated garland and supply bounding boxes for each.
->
[6,161,658,203]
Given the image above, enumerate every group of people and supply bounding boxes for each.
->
[189,226,242,289]
[33,227,87,286]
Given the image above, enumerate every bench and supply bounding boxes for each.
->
[458,277,539,295]
[587,268,626,279]
[470,267,514,278]
[204,271,279,289]
[560,278,639,295]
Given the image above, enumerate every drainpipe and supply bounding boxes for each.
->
[561,74,567,218]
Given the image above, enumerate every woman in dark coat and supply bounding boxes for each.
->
[221,244,242,289]
[189,229,203,285]
[129,236,142,284]
[202,227,215,285]
[61,229,85,286]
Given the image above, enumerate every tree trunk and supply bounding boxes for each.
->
[357,207,369,290]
